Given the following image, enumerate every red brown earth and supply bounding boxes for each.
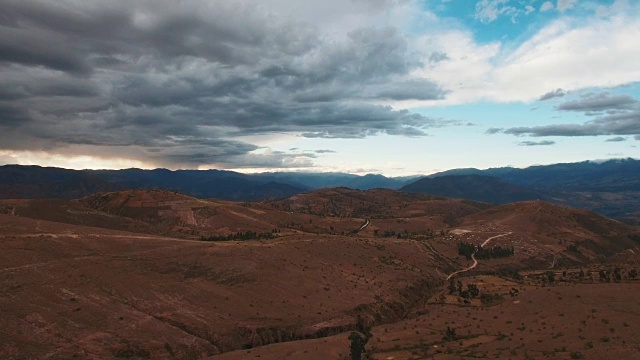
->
[0,188,638,359]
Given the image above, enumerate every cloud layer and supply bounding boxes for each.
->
[0,0,452,168]
[502,91,640,138]
[1,0,639,170]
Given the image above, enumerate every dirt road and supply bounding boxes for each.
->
[446,232,512,280]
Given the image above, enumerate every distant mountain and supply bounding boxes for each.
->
[3,159,640,222]
[426,159,640,224]
[401,175,548,204]
[258,172,410,190]
[429,158,640,192]
[0,165,305,201]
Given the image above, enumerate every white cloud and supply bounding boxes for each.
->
[540,1,554,11]
[409,7,640,105]
[525,5,535,14]
[557,0,578,12]
[475,0,517,23]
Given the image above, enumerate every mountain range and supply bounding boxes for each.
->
[1,158,639,223]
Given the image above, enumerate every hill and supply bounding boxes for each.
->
[428,158,640,192]
[426,159,640,223]
[3,160,640,224]
[269,187,491,219]
[458,201,639,267]
[400,175,548,204]
[1,188,639,359]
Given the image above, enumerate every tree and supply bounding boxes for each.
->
[448,278,457,295]
[613,267,622,282]
[545,271,555,283]
[443,327,457,341]
[629,268,638,279]
[599,270,610,282]
[348,332,367,360]
[467,284,480,298]
[348,316,372,360]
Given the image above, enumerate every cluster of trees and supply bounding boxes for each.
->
[346,316,373,360]
[199,231,275,242]
[457,242,515,260]
[373,228,437,240]
[539,267,637,285]
[448,279,480,301]
[598,267,637,282]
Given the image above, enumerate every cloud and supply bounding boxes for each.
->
[0,0,458,169]
[636,135,640,140]
[540,1,554,12]
[418,3,640,104]
[605,136,627,142]
[504,108,640,137]
[539,88,566,101]
[518,140,556,146]
[1,0,639,171]
[557,92,638,112]
[314,149,336,153]
[505,92,640,139]
[428,51,449,63]
[474,0,520,23]
[557,0,578,12]
[485,127,504,134]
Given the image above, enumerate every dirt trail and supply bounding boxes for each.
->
[357,219,370,232]
[446,232,512,280]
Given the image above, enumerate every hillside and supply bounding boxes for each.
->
[428,158,640,192]
[3,160,640,224]
[457,201,639,267]
[1,188,639,359]
[269,187,491,219]
[426,159,640,223]
[400,174,548,204]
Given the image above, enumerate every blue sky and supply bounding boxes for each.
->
[0,0,638,175]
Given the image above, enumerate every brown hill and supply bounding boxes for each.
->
[0,198,159,235]
[455,201,639,268]
[2,189,639,359]
[0,214,445,359]
[270,187,490,220]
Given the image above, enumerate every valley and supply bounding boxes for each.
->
[1,188,638,359]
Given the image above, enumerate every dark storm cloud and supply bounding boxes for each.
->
[0,0,452,168]
[605,136,626,142]
[0,104,32,126]
[517,140,556,146]
[538,88,565,101]
[556,92,638,112]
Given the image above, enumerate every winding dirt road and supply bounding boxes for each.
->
[446,232,512,280]
[357,219,370,232]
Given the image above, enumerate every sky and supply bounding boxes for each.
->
[0,0,639,176]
